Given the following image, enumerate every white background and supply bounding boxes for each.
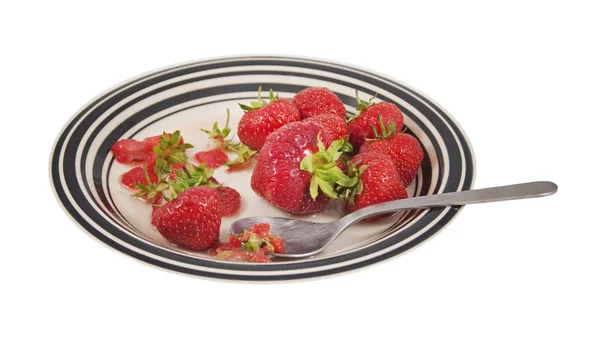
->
[2,1,598,362]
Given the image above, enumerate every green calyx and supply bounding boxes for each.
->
[367,114,397,140]
[347,89,378,122]
[165,163,219,200]
[225,142,257,168]
[200,109,258,170]
[201,108,232,141]
[238,86,278,112]
[337,161,369,205]
[134,165,167,200]
[300,135,358,200]
[134,130,218,202]
[152,130,194,175]
[355,89,377,112]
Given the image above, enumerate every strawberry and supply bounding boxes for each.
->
[304,114,349,141]
[237,87,301,150]
[347,91,404,151]
[341,152,408,218]
[194,149,229,168]
[151,186,221,251]
[216,186,241,216]
[292,87,347,119]
[359,118,424,186]
[251,121,357,214]
[111,133,186,164]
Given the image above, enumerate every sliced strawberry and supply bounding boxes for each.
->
[195,149,229,168]
[111,139,149,164]
[271,237,284,254]
[121,166,159,189]
[216,186,242,216]
[250,223,271,238]
[229,235,242,248]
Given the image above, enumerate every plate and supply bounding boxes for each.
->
[50,55,475,281]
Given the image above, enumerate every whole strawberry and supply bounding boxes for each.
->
[151,186,221,251]
[342,152,408,217]
[237,87,301,150]
[359,118,424,186]
[292,87,347,119]
[347,91,404,151]
[304,114,349,141]
[251,121,357,214]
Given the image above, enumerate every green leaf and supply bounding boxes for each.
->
[387,121,397,135]
[316,133,326,152]
[159,138,168,149]
[300,154,314,172]
[316,178,338,199]
[309,175,319,200]
[326,138,346,161]
[239,103,254,111]
[171,130,181,145]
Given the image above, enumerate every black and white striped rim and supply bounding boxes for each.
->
[49,55,475,281]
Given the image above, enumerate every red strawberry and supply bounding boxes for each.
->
[304,114,349,141]
[194,149,229,168]
[251,121,357,214]
[237,87,301,150]
[359,120,424,186]
[343,152,408,218]
[347,92,404,151]
[151,186,221,251]
[216,186,241,216]
[292,87,346,119]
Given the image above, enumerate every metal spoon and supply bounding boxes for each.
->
[230,181,558,258]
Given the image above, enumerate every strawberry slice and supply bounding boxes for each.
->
[111,139,149,164]
[194,149,229,168]
[121,166,159,189]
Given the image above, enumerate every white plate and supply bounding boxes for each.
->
[50,55,475,281]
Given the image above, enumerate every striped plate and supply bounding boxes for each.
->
[50,55,476,281]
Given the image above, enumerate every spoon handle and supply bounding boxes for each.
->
[339,181,558,225]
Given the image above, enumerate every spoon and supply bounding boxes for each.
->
[230,181,558,258]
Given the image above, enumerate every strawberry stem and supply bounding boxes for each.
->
[238,86,277,112]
